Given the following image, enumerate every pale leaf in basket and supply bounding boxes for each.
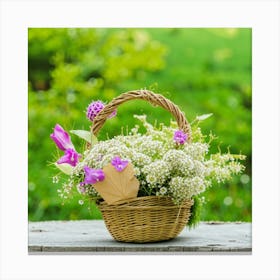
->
[70,130,97,145]
[54,163,73,175]
[196,113,213,121]
[93,162,140,205]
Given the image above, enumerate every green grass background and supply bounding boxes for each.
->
[28,28,251,221]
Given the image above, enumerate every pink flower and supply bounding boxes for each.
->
[111,156,129,172]
[173,130,188,145]
[57,148,81,167]
[81,166,105,185]
[50,124,74,151]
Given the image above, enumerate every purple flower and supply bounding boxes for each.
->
[82,166,105,185]
[57,148,81,167]
[111,156,129,172]
[86,100,117,121]
[50,124,74,151]
[173,130,188,145]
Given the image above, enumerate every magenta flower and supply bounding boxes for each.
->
[111,156,129,172]
[86,100,117,121]
[57,148,81,167]
[50,124,74,151]
[82,166,105,185]
[173,130,188,145]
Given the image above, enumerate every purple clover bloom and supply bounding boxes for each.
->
[111,156,129,172]
[86,101,104,121]
[50,124,74,151]
[173,130,188,145]
[57,148,81,167]
[86,100,117,121]
[82,166,105,185]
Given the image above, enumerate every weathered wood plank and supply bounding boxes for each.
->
[28,220,251,253]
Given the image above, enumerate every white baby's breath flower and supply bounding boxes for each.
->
[131,152,151,167]
[159,187,167,195]
[146,174,157,185]
[52,176,59,183]
[184,143,209,160]
[134,167,141,176]
[143,160,170,185]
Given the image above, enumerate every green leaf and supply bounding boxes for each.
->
[54,163,73,175]
[196,113,213,121]
[70,130,97,145]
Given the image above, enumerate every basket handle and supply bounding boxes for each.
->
[91,89,192,141]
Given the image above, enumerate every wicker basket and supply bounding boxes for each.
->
[91,90,194,243]
[97,196,193,243]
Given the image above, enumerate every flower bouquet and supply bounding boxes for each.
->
[51,90,245,243]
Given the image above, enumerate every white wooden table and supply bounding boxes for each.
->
[28,220,251,254]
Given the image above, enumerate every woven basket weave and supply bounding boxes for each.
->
[97,196,193,243]
[92,90,194,243]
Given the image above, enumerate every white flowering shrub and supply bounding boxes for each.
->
[58,114,245,206]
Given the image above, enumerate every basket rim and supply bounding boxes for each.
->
[97,195,193,210]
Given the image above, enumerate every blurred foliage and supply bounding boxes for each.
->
[28,28,251,222]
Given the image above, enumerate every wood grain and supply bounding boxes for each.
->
[28,220,251,253]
